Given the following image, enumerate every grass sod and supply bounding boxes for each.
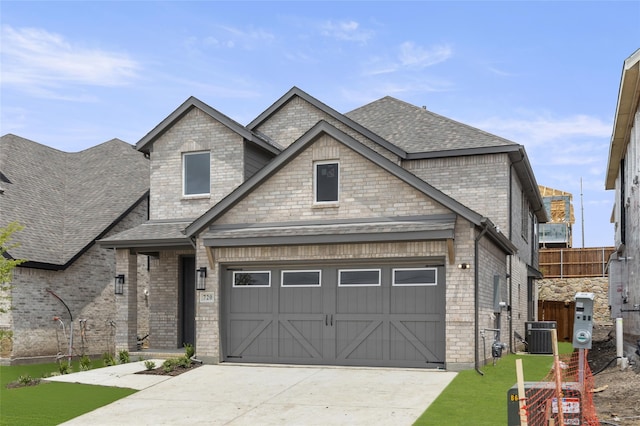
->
[414,342,574,426]
[0,360,137,426]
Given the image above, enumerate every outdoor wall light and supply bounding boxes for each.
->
[114,274,125,295]
[196,267,207,290]
[457,263,470,270]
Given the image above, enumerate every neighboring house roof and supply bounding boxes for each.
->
[345,96,517,154]
[186,120,516,255]
[0,134,149,269]
[606,48,640,189]
[136,96,281,155]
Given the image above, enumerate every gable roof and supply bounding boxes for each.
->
[136,96,280,155]
[185,120,516,254]
[606,48,640,189]
[0,134,149,268]
[247,86,406,158]
[346,96,517,154]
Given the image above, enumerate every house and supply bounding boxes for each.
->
[0,135,149,363]
[100,87,546,371]
[538,185,574,248]
[606,49,640,361]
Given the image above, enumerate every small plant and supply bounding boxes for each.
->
[103,352,116,366]
[183,343,195,359]
[118,350,130,364]
[144,360,156,371]
[177,355,191,368]
[79,354,92,371]
[162,358,176,373]
[58,360,72,375]
[18,374,34,385]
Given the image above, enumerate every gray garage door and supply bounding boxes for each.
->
[222,262,445,368]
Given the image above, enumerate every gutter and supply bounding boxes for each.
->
[475,222,491,376]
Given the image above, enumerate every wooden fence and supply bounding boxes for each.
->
[539,247,616,278]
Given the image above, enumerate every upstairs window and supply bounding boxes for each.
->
[183,152,210,196]
[315,161,339,203]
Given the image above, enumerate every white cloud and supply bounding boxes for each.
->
[475,113,611,147]
[398,42,452,68]
[320,20,373,43]
[0,25,140,96]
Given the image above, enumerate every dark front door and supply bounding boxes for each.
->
[180,256,196,347]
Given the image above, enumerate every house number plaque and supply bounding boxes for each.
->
[199,292,214,303]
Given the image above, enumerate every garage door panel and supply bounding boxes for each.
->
[390,320,444,363]
[230,288,272,314]
[279,319,324,360]
[336,320,383,361]
[228,318,273,358]
[336,287,383,314]
[279,287,323,314]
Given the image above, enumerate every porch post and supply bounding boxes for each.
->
[115,249,138,351]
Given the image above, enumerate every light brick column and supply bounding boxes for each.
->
[115,249,138,351]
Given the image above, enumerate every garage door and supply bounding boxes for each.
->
[222,262,445,368]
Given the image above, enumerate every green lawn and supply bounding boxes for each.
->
[414,343,574,425]
[0,360,137,426]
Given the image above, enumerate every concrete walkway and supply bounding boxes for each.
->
[47,362,456,425]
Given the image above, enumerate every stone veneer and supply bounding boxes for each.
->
[538,277,610,325]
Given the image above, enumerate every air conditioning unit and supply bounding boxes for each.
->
[525,321,557,354]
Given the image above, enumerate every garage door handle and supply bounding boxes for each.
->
[330,314,333,326]
[325,314,328,326]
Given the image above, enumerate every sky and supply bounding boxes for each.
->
[1,1,639,248]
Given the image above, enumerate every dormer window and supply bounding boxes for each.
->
[183,151,210,196]
[315,161,339,203]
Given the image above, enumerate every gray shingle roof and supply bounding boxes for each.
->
[0,134,149,266]
[345,96,517,153]
[202,215,457,247]
[98,220,192,248]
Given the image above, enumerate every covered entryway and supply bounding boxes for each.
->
[222,261,445,368]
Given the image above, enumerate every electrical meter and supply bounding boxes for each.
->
[572,292,594,350]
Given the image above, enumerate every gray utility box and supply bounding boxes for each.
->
[507,382,582,425]
[525,321,557,354]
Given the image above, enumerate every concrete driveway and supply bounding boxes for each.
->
[49,361,456,425]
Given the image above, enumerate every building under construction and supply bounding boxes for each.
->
[538,185,575,248]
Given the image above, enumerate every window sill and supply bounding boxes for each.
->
[182,194,211,201]
[312,202,339,209]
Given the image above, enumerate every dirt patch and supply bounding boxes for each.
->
[589,325,640,425]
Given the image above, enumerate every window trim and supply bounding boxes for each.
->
[232,271,271,288]
[281,270,322,287]
[338,268,381,287]
[314,160,340,204]
[182,151,211,197]
[392,267,438,286]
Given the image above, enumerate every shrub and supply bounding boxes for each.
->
[58,360,72,375]
[103,352,116,366]
[162,358,176,373]
[118,350,130,364]
[79,355,92,371]
[177,355,191,368]
[183,343,195,359]
[18,374,34,385]
[144,360,156,371]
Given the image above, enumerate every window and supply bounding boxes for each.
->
[233,271,271,287]
[393,268,437,286]
[183,152,210,196]
[338,269,380,286]
[315,161,339,203]
[281,270,321,287]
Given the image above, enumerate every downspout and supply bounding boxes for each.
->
[475,222,490,375]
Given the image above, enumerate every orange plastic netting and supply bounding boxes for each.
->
[518,350,599,426]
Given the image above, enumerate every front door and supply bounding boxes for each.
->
[179,256,196,348]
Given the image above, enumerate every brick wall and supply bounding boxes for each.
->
[149,108,245,220]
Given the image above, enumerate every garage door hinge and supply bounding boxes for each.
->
[227,355,243,359]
